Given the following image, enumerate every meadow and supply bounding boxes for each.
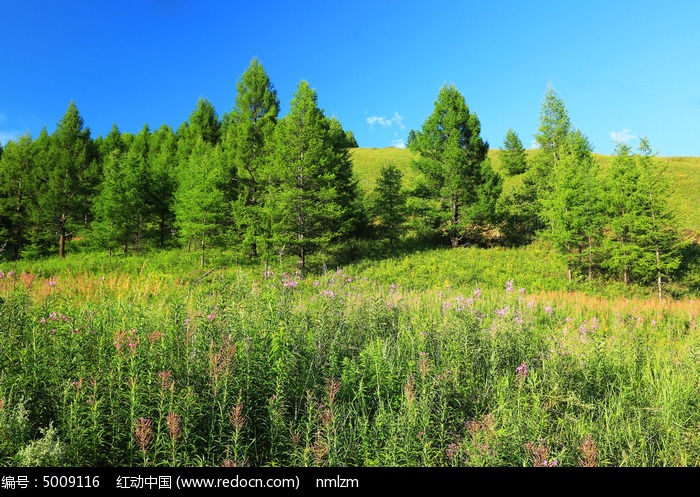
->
[0,147,698,468]
[0,238,698,467]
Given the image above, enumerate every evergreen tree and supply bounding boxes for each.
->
[409,84,500,247]
[91,149,132,255]
[174,139,226,268]
[603,143,640,284]
[98,123,126,159]
[188,98,221,146]
[269,80,360,270]
[225,58,279,257]
[507,86,576,244]
[38,101,97,258]
[0,135,35,260]
[540,130,604,281]
[371,164,407,247]
[500,129,528,175]
[632,139,682,297]
[148,124,178,248]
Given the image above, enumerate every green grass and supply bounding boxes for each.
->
[0,246,698,467]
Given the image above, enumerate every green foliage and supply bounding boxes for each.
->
[409,84,501,247]
[540,131,605,281]
[269,80,362,270]
[0,135,36,260]
[37,101,98,258]
[501,129,528,175]
[370,164,407,246]
[173,139,227,267]
[224,57,280,258]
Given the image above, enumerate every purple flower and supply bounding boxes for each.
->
[516,362,529,378]
[545,306,553,315]
[505,280,514,292]
[496,307,508,317]
[48,279,57,287]
[206,313,216,321]
[7,271,14,277]
[473,288,482,298]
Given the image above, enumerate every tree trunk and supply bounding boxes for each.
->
[450,196,459,248]
[59,227,66,258]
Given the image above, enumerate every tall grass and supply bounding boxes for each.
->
[0,248,698,467]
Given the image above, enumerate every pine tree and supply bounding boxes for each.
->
[148,124,178,248]
[632,139,683,298]
[500,129,528,175]
[39,101,97,258]
[269,81,360,270]
[174,139,226,268]
[0,134,35,260]
[225,58,279,258]
[409,84,500,247]
[371,164,407,247]
[603,143,640,284]
[91,149,132,255]
[540,130,604,281]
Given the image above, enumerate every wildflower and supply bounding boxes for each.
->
[545,306,553,315]
[514,316,524,326]
[263,269,274,279]
[158,370,174,391]
[495,307,508,317]
[590,316,600,331]
[446,443,459,460]
[0,271,4,279]
[7,271,14,278]
[320,289,335,298]
[651,319,657,326]
[418,352,429,377]
[313,280,320,286]
[525,439,556,467]
[48,279,57,287]
[228,402,246,431]
[518,287,526,295]
[578,434,598,467]
[505,280,514,292]
[134,417,153,452]
[516,362,529,387]
[206,313,216,321]
[166,412,182,441]
[473,288,482,298]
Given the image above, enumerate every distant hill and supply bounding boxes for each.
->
[350,147,700,239]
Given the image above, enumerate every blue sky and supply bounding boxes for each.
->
[2,0,699,156]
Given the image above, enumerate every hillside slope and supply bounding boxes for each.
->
[350,147,700,238]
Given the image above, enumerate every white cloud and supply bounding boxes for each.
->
[366,112,405,129]
[530,140,541,149]
[609,129,636,143]
[391,139,406,149]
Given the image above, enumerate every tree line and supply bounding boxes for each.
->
[0,60,686,294]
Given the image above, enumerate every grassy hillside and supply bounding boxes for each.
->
[350,147,700,238]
